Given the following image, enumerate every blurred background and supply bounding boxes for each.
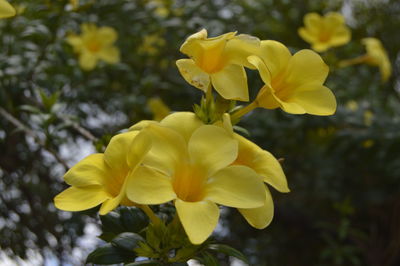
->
[0,0,399,265]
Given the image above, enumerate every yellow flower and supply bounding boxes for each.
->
[147,97,170,121]
[67,23,120,71]
[54,130,151,215]
[69,0,79,9]
[248,40,336,115]
[130,112,289,234]
[298,12,351,52]
[138,34,166,56]
[176,29,260,101]
[362,38,391,82]
[127,116,265,244]
[0,0,16,18]
[364,110,373,126]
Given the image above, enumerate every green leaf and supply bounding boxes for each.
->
[207,244,249,264]
[98,232,117,242]
[233,125,251,137]
[120,207,149,233]
[111,232,145,251]
[199,251,220,266]
[86,243,135,265]
[100,211,125,234]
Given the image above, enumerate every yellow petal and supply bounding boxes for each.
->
[259,40,291,78]
[129,120,158,131]
[238,187,274,229]
[0,0,16,19]
[63,153,109,187]
[142,124,187,175]
[176,59,210,93]
[99,197,122,215]
[247,55,271,85]
[224,34,261,68]
[98,46,120,64]
[324,12,345,28]
[180,29,208,57]
[104,131,139,173]
[311,42,330,53]
[127,130,152,168]
[329,28,351,46]
[126,166,176,205]
[160,112,203,143]
[97,26,118,45]
[289,84,337,115]
[303,13,321,33]
[210,64,249,101]
[234,134,289,192]
[175,199,219,244]
[54,186,110,211]
[79,51,98,70]
[188,125,238,176]
[66,34,83,52]
[205,165,265,208]
[298,27,318,44]
[286,49,329,86]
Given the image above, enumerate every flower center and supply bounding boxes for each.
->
[195,40,227,74]
[86,40,102,52]
[172,163,206,202]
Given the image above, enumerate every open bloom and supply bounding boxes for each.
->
[0,0,16,18]
[176,29,260,101]
[127,121,265,244]
[67,23,120,70]
[339,38,391,82]
[130,112,289,233]
[54,130,151,215]
[248,40,336,115]
[298,12,351,52]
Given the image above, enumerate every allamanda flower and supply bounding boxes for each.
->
[0,0,15,18]
[248,40,337,116]
[127,121,265,244]
[176,29,260,101]
[339,38,391,82]
[298,12,351,52]
[130,112,289,233]
[67,23,120,71]
[54,130,151,215]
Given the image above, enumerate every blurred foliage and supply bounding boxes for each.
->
[0,0,399,265]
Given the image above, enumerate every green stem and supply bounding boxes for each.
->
[139,205,161,224]
[205,84,212,104]
[231,101,258,121]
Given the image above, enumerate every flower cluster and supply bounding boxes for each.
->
[54,29,339,245]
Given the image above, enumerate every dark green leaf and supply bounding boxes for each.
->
[100,211,125,234]
[86,243,135,265]
[199,251,220,266]
[120,207,149,233]
[207,244,249,264]
[111,232,145,251]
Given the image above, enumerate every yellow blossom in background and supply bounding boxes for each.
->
[138,34,166,56]
[147,97,170,121]
[0,0,16,18]
[364,110,373,126]
[248,40,336,115]
[176,29,260,101]
[362,38,391,82]
[362,139,374,148]
[346,100,359,112]
[339,38,391,82]
[127,117,266,244]
[67,23,120,71]
[69,0,79,9]
[54,130,152,215]
[298,12,351,52]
